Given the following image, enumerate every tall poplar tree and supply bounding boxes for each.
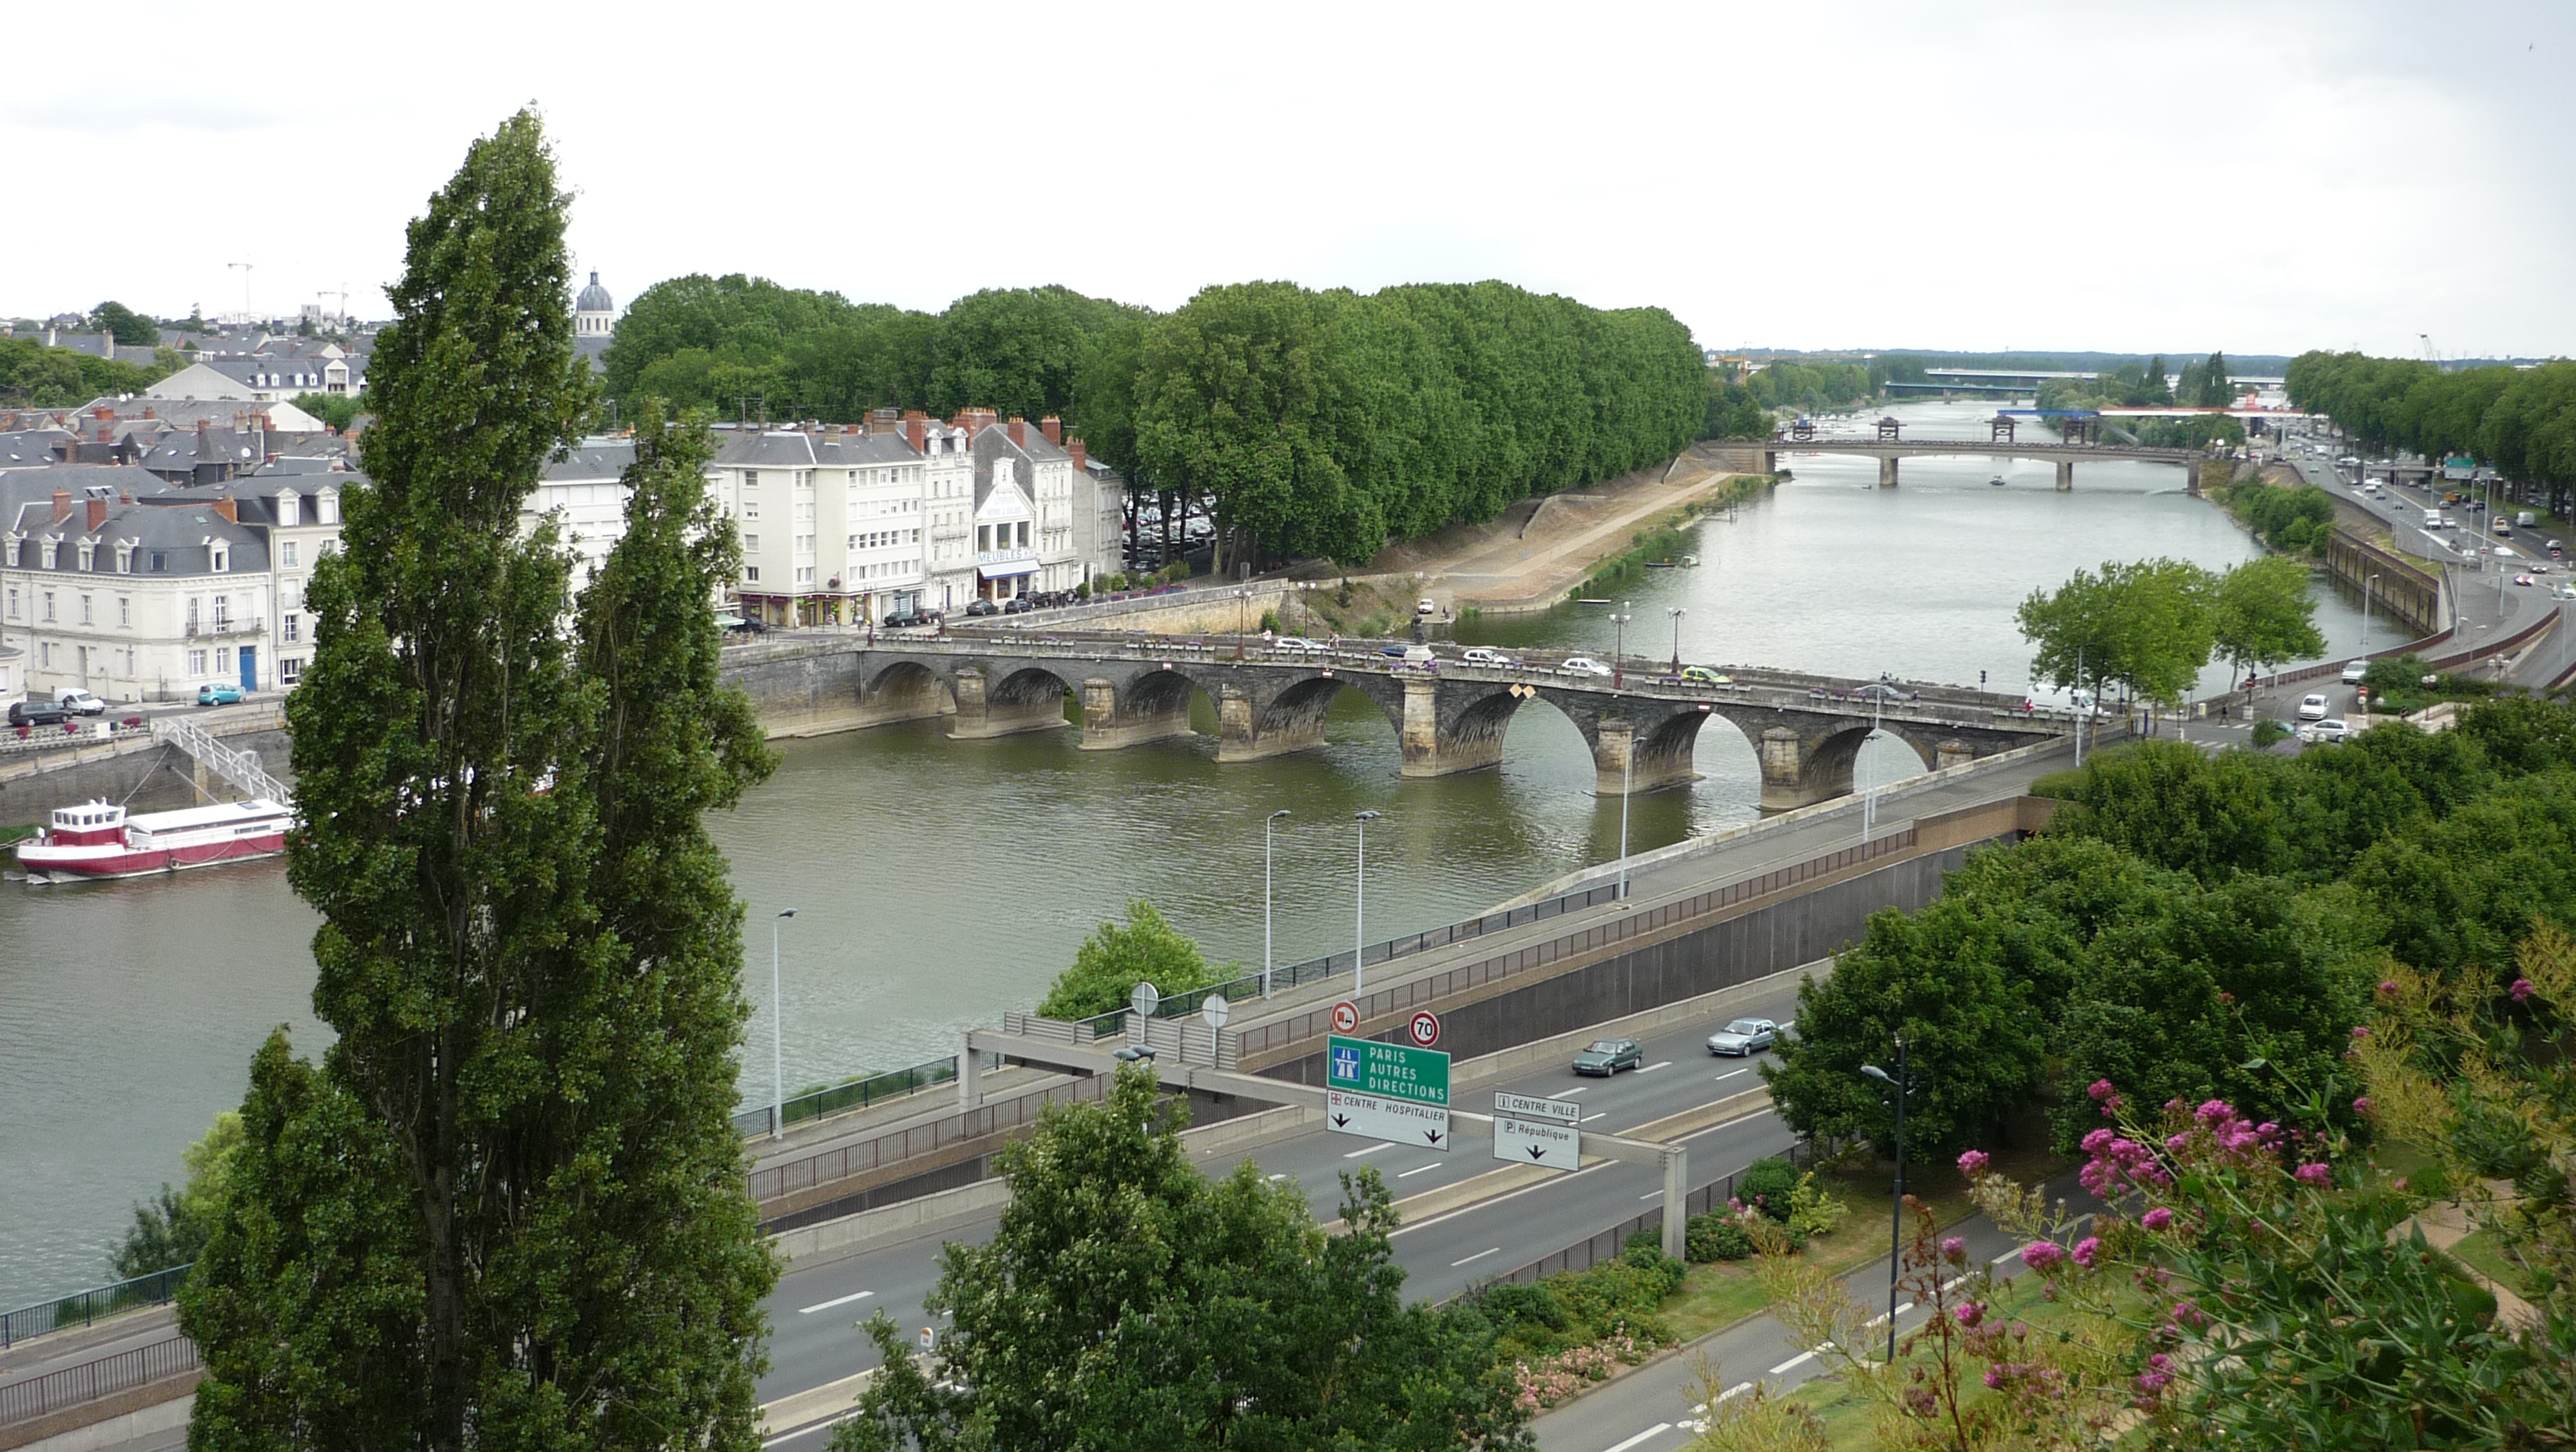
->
[181,110,778,1451]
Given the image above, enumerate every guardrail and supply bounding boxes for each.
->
[1462,1143,1816,1296]
[0,1334,200,1430]
[750,1071,1113,1207]
[0,1265,189,1349]
[730,1053,995,1140]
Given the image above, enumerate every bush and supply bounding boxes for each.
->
[1686,1211,1758,1262]
[1739,1157,1800,1222]
[2248,718,2290,748]
[1073,581,1090,600]
[1257,608,1280,634]
[1784,1172,1852,1240]
[1035,900,1230,1020]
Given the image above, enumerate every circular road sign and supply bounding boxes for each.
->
[1201,993,1230,1030]
[1408,1009,1442,1048]
[1329,1000,1360,1034]
[1130,981,1161,1020]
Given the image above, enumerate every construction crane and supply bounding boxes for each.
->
[2421,332,2438,365]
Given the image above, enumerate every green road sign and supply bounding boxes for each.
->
[1326,1035,1449,1107]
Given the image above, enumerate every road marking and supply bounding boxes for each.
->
[1451,1246,1502,1267]
[1550,1087,1589,1098]
[1865,1301,1918,1327]
[796,1290,874,1315]
[1581,1113,1608,1123]
[1941,1274,1971,1293]
[1601,1423,1674,1452]
[1992,1245,2025,1266]
[1769,1350,1816,1375]
[1719,1382,1751,1403]
[1641,1189,1664,1200]
[1713,1068,1750,1083]
[1342,1141,1396,1158]
[1638,1061,1674,1074]
[1398,1163,1443,1178]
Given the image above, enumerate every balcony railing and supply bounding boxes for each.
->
[182,616,264,638]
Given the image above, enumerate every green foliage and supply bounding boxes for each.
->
[1256,608,1279,633]
[194,112,777,1452]
[2249,717,2290,747]
[1737,1157,1803,1220]
[1036,898,1228,1020]
[2211,554,2327,683]
[2016,557,2216,708]
[91,300,159,346]
[1468,1248,1679,1364]
[1701,358,1874,436]
[288,391,365,433]
[2288,349,2576,520]
[1685,1211,1758,1262]
[2223,478,2336,556]
[112,1110,243,1279]
[833,1067,1530,1452]
[1782,1172,1852,1240]
[0,334,170,406]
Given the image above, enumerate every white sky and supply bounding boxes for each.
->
[4,0,2568,358]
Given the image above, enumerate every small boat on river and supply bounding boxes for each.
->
[1989,475,2006,486]
[13,798,291,882]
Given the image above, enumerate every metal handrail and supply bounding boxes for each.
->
[0,1264,191,1349]
[149,716,290,801]
[0,1334,200,1428]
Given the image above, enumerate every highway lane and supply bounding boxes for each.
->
[755,987,1806,1409]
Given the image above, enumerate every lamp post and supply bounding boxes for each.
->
[1860,688,1885,841]
[1666,606,1687,674]
[2361,572,2378,651]
[770,909,796,1140]
[1617,725,1634,900]
[1353,810,1380,997]
[1612,602,1631,688]
[1264,809,1290,998]
[1234,586,1252,661]
[1859,1039,1911,1364]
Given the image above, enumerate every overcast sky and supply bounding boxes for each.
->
[6,1,2567,358]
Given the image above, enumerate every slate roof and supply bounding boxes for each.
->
[576,271,614,313]
[0,428,73,466]
[5,495,271,578]
[546,440,637,480]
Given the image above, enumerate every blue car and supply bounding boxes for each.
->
[198,683,245,705]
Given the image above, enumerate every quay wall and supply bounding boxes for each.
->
[0,729,292,833]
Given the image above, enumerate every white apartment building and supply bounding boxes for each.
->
[519,438,637,597]
[219,470,346,689]
[919,418,977,614]
[714,428,930,627]
[2,485,275,702]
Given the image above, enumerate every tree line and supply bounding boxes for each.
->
[605,275,1705,566]
[2016,552,2325,711]
[2287,350,2576,519]
[1702,357,1876,438]
[0,333,176,408]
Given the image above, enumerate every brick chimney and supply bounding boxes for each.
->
[1039,415,1061,446]
[907,415,927,452]
[141,406,155,420]
[1069,436,1088,471]
[92,405,113,421]
[51,488,73,524]
[1006,417,1026,447]
[213,492,238,523]
[87,495,107,532]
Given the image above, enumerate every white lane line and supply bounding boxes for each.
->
[1390,1159,1613,1237]
[1550,1087,1589,1098]
[1641,1189,1663,1200]
[1941,1274,1971,1293]
[796,1290,874,1315]
[1769,1350,1816,1375]
[1581,1113,1609,1123]
[1451,1246,1503,1268]
[1398,1163,1443,1178]
[1601,1422,1675,1452]
[1267,1173,1288,1182]
[1342,1141,1396,1158]
[1713,1068,1750,1083]
[1719,1382,1750,1403]
[1638,1061,1674,1074]
[1991,1244,2026,1266]
[1864,1301,1918,1327]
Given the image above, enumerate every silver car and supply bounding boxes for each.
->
[1706,1017,1779,1057]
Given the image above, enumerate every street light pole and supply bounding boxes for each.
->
[1860,1038,1909,1364]
[770,909,796,1140]
[1235,586,1250,661]
[2362,572,2377,652]
[1667,606,1686,673]
[1618,731,1634,900]
[1613,601,1631,689]
[1264,809,1289,998]
[1353,810,1380,997]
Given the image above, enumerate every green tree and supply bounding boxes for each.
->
[92,300,159,346]
[2016,558,2214,711]
[0,335,170,406]
[1037,898,1228,1020]
[2211,555,2325,691]
[289,391,365,433]
[186,110,777,1452]
[112,1110,244,1278]
[832,1067,1531,1452]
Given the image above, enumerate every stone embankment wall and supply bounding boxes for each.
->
[2322,530,2443,638]
[0,728,292,831]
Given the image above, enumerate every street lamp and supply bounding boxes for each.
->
[1353,811,1381,997]
[1616,724,1634,900]
[1666,606,1687,673]
[2361,572,2379,652]
[1611,601,1631,688]
[1859,1039,1912,1364]
[1264,809,1290,998]
[1234,586,1252,661]
[770,909,796,1140]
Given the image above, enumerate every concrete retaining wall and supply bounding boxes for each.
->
[0,729,291,832]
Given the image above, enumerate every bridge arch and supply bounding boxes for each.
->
[863,657,948,716]
[1220,672,1404,764]
[1081,664,1219,752]
[949,661,1076,740]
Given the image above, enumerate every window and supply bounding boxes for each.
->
[216,647,232,673]
[149,551,165,571]
[283,614,298,642]
[212,598,230,629]
[3,586,13,618]
[43,591,55,621]
[979,525,992,552]
[280,657,302,684]
[39,642,50,667]
[114,545,131,573]
[742,533,760,552]
[41,541,57,568]
[118,597,129,627]
[123,646,135,673]
[1016,521,1030,548]
[3,539,15,566]
[281,541,298,567]
[743,566,760,582]
[79,595,92,624]
[189,649,207,675]
[276,493,299,528]
[742,471,760,496]
[741,498,759,519]
[317,492,339,525]
[77,543,93,571]
[212,548,229,573]
[847,533,858,550]
[796,566,815,585]
[796,533,815,556]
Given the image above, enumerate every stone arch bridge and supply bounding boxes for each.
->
[721,635,2070,812]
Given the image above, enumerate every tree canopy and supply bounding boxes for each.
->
[91,300,159,346]
[1036,898,1231,1020]
[2288,349,2576,518]
[2015,557,2217,709]
[0,334,172,406]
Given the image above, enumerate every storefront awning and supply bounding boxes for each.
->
[979,559,1041,578]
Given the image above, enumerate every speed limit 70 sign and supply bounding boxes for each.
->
[1407,1010,1441,1048]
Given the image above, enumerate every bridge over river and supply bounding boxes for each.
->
[721,632,2070,810]
[1719,434,2209,489]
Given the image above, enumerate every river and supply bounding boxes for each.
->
[0,398,2371,1306]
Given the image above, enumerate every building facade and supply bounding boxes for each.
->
[2,486,275,702]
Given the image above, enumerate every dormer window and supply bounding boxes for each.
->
[212,547,230,573]
[77,542,93,571]
[316,489,339,526]
[276,492,300,528]
[39,540,57,569]
[114,544,133,574]
[3,538,17,567]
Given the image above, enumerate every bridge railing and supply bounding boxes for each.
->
[729,1051,1001,1140]
[0,1264,191,1349]
[0,1335,200,1431]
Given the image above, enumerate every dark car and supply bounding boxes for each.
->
[1573,1037,1644,1076]
[1854,683,1916,704]
[9,698,73,728]
[1002,597,1035,614]
[964,600,1001,618]
[1112,1043,1157,1064]
[1379,645,1408,657]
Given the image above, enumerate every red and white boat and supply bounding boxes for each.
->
[14,798,292,881]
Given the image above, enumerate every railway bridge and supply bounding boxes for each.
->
[721,634,2069,811]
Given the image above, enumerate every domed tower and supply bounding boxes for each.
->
[575,271,615,337]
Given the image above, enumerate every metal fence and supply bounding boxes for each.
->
[0,1334,200,1429]
[1460,1142,1818,1297]
[731,1053,996,1140]
[0,1264,190,1349]
[750,1072,1113,1206]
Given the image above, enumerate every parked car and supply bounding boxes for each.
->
[1417,597,1438,617]
[1706,1017,1780,1057]
[1572,1037,1644,1076]
[1854,683,1917,703]
[2551,539,2565,558]
[963,600,1001,617]
[1679,666,1732,685]
[2300,718,2356,745]
[1272,635,1328,653]
[9,698,73,728]
[1378,644,1410,658]
[2296,692,2331,721]
[53,688,106,716]
[1460,647,1515,667]
[1002,597,1035,614]
[1559,656,1614,678]
[198,683,245,705]
[2340,660,2369,685]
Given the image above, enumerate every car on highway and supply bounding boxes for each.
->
[197,683,245,705]
[1572,1037,1644,1076]
[1559,657,1614,678]
[53,689,106,716]
[2297,692,2331,721]
[2340,660,2369,685]
[1706,1017,1780,1057]
[1460,647,1516,667]
[1379,644,1409,657]
[2554,583,2576,600]
[1271,635,1329,653]
[2300,718,2356,745]
[1854,683,1917,704]
[1680,666,1732,685]
[2515,574,2537,587]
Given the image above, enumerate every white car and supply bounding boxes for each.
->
[2297,692,2331,722]
[52,689,107,716]
[1459,647,1516,667]
[2300,718,2355,745]
[2339,661,2368,685]
[1559,657,1614,678]
[1271,635,1329,653]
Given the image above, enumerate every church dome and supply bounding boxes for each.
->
[575,271,613,314]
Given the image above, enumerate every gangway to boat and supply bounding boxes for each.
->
[151,715,291,804]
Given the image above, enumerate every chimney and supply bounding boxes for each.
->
[197,417,210,434]
[142,406,155,420]
[1040,415,1061,446]
[119,489,134,504]
[214,492,238,523]
[1007,417,1026,447]
[907,415,927,452]
[93,405,113,421]
[1069,436,1088,471]
[87,496,107,532]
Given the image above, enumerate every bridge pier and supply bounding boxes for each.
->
[1402,677,1502,777]
[1593,716,1700,797]
[947,667,1069,740]
[2055,459,2074,491]
[1080,676,1194,750]
[2183,458,2206,496]
[1878,455,1900,488]
[1217,679,1335,762]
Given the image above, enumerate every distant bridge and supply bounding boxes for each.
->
[1719,430,2210,490]
[721,634,2069,812]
